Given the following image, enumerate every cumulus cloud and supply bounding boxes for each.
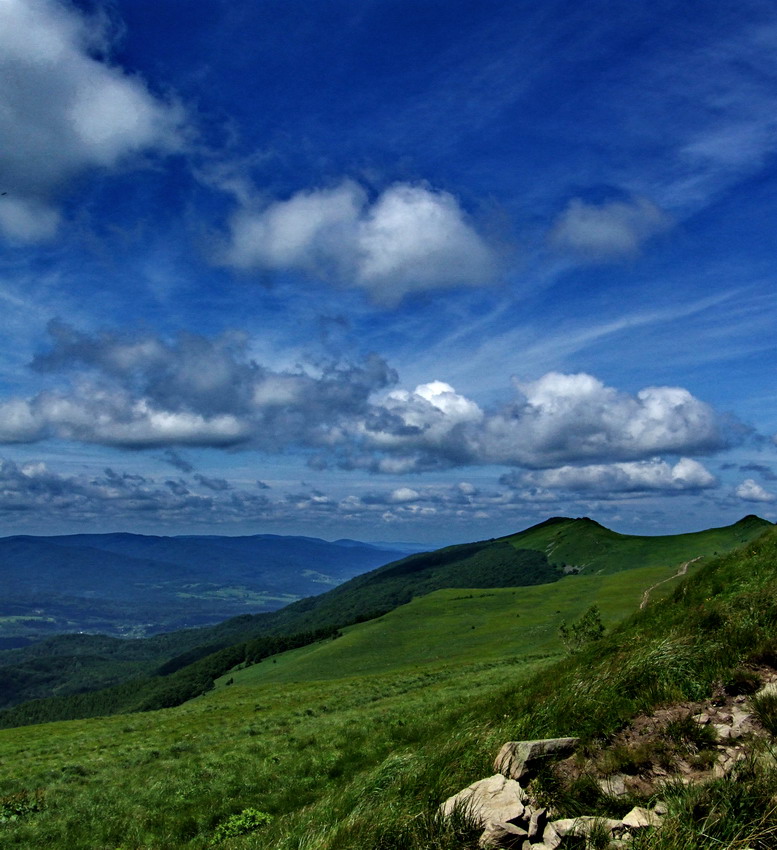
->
[349,371,726,473]
[0,326,731,478]
[509,458,717,495]
[0,322,396,450]
[222,180,498,303]
[0,0,184,241]
[736,478,776,503]
[0,457,210,519]
[549,195,670,261]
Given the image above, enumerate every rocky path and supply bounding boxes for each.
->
[639,556,701,609]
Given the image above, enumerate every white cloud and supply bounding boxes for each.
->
[735,478,775,503]
[467,373,723,469]
[0,0,184,241]
[389,487,420,503]
[222,181,498,303]
[549,196,670,260]
[516,457,717,494]
[0,327,731,477]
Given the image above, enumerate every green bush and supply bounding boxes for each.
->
[0,789,44,823]
[751,691,777,737]
[210,808,273,844]
[558,605,605,653]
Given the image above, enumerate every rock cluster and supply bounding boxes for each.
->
[440,671,777,848]
[440,737,665,848]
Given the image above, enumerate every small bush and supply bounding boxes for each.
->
[558,606,605,653]
[723,667,762,696]
[665,714,718,753]
[0,789,44,823]
[211,808,273,844]
[751,691,777,737]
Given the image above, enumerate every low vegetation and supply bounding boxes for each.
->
[0,521,775,848]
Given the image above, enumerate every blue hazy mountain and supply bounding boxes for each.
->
[0,533,420,642]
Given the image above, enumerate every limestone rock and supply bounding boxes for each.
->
[478,821,528,848]
[493,737,579,781]
[527,806,547,839]
[550,816,623,838]
[598,773,628,797]
[540,821,562,849]
[622,806,662,829]
[440,774,527,828]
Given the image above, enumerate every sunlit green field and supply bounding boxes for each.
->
[216,560,699,687]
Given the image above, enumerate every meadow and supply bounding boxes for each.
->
[1,519,776,849]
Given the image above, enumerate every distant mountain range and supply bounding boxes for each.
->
[0,533,421,644]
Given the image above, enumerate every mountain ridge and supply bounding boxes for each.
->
[0,514,770,726]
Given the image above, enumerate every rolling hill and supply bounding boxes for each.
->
[0,514,769,725]
[0,532,413,643]
[0,521,776,848]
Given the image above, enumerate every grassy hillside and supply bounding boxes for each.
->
[503,513,771,574]
[215,561,691,687]
[0,515,768,722]
[1,526,776,848]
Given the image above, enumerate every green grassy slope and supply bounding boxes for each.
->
[0,515,768,724]
[1,528,777,848]
[216,561,690,686]
[503,513,770,573]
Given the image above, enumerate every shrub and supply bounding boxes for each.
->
[723,667,762,696]
[0,789,44,823]
[211,808,273,844]
[751,691,777,737]
[558,605,605,653]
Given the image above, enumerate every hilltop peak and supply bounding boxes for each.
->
[520,516,608,534]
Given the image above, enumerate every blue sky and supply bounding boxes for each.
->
[0,0,776,543]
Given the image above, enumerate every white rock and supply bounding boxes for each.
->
[622,806,662,829]
[598,774,628,797]
[493,738,579,780]
[440,774,527,828]
[550,817,623,837]
[478,821,528,848]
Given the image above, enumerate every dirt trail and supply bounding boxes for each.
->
[639,557,701,609]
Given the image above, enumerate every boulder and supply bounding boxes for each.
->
[440,774,527,828]
[598,773,628,797]
[550,816,624,838]
[478,821,528,849]
[622,806,662,829]
[539,821,562,849]
[493,737,579,781]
